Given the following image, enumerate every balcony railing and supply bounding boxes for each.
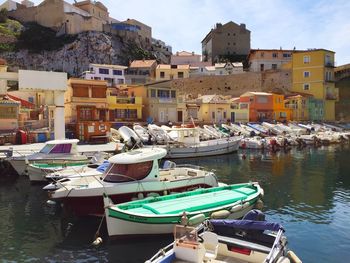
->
[325,93,338,100]
[325,62,335,67]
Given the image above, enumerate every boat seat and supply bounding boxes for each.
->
[202,231,219,260]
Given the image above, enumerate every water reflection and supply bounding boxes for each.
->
[0,144,349,262]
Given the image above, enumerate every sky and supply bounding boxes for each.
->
[31,0,350,65]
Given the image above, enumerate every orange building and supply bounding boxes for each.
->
[239,92,291,122]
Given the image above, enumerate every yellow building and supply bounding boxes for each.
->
[272,93,292,121]
[187,95,231,123]
[156,64,190,81]
[285,94,309,121]
[291,49,338,121]
[107,88,142,121]
[229,98,250,123]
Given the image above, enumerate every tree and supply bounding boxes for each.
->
[0,8,8,23]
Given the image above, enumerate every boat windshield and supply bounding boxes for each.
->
[103,161,153,182]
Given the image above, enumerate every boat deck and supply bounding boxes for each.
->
[122,186,256,215]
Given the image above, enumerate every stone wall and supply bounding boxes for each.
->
[171,69,292,98]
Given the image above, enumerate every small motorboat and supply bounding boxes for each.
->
[103,182,263,237]
[47,147,221,217]
[146,210,302,263]
[7,139,89,175]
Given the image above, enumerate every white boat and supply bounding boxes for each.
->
[148,124,173,144]
[118,126,142,149]
[203,125,224,138]
[147,211,301,263]
[240,123,261,136]
[261,122,285,135]
[7,139,89,175]
[240,136,266,149]
[47,147,221,217]
[148,127,241,159]
[42,161,109,191]
[230,123,251,136]
[133,124,152,144]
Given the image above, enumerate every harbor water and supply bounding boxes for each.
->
[1,144,350,262]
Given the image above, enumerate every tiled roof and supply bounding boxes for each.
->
[240,91,273,97]
[129,60,157,68]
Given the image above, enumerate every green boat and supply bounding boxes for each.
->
[103,182,264,237]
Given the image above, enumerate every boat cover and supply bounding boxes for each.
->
[210,219,283,232]
[96,161,110,173]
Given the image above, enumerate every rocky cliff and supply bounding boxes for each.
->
[0,21,170,76]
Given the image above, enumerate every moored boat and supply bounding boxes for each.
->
[47,147,220,217]
[103,182,263,237]
[146,210,301,263]
[7,139,89,175]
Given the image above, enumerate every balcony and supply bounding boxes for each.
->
[325,93,338,100]
[115,97,142,104]
[325,62,335,68]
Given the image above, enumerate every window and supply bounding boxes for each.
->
[257,96,268,103]
[157,90,170,98]
[79,107,93,120]
[178,72,184,78]
[50,144,72,154]
[260,64,264,71]
[240,103,248,109]
[303,56,310,64]
[94,77,101,80]
[272,64,277,70]
[279,112,287,118]
[304,71,310,78]
[260,52,264,58]
[223,111,227,119]
[227,33,230,36]
[303,83,310,90]
[113,70,123,75]
[150,89,156,98]
[171,90,176,98]
[28,97,34,103]
[212,111,215,120]
[283,53,291,58]
[103,161,153,182]
[160,71,165,78]
[117,79,124,84]
[325,71,332,81]
[99,68,109,74]
[227,42,230,45]
[272,53,278,58]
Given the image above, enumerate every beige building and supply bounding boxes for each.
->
[156,64,190,81]
[9,0,109,35]
[202,21,250,63]
[126,59,157,84]
[124,18,152,48]
[186,94,231,123]
[248,49,294,72]
[142,81,185,123]
[171,51,201,65]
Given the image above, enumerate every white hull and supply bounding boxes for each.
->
[154,138,240,159]
[105,204,254,237]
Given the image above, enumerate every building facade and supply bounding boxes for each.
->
[82,64,127,87]
[9,0,109,35]
[125,60,157,84]
[248,49,293,72]
[171,51,201,65]
[291,49,338,121]
[107,87,142,122]
[229,98,250,123]
[156,64,190,81]
[202,21,250,63]
[123,18,152,48]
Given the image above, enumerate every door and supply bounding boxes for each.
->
[159,111,165,122]
[231,112,235,123]
[177,111,183,122]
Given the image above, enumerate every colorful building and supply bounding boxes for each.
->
[248,49,294,72]
[229,97,250,123]
[240,92,273,122]
[285,94,309,121]
[126,60,157,84]
[107,88,142,121]
[186,95,231,123]
[82,63,127,87]
[156,64,190,81]
[128,81,185,123]
[271,93,292,121]
[291,49,338,121]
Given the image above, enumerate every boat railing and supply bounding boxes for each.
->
[172,164,208,171]
[145,242,174,263]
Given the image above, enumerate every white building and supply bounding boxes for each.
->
[190,62,243,77]
[82,64,128,87]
